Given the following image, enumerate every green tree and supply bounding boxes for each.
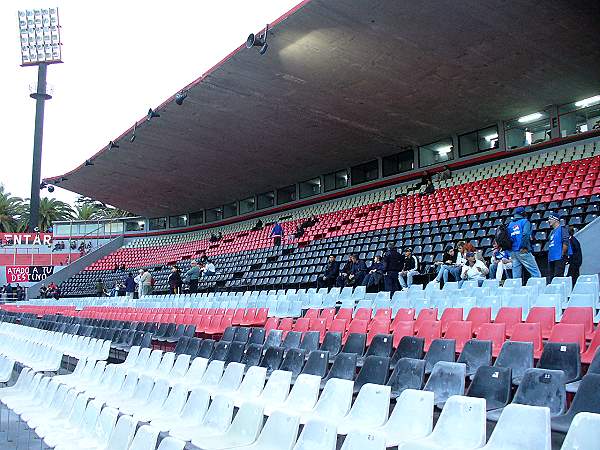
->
[0,185,26,232]
[36,197,74,231]
[74,203,102,221]
[75,196,134,219]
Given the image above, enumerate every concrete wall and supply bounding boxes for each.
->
[26,235,124,299]
[577,216,600,276]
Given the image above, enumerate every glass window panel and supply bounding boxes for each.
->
[205,208,223,222]
[299,177,321,199]
[125,221,145,232]
[504,111,551,149]
[54,224,71,236]
[148,217,167,230]
[382,150,414,177]
[459,125,499,157]
[418,138,454,167]
[324,169,348,192]
[559,103,600,137]
[351,160,379,185]
[277,185,296,205]
[169,215,187,228]
[223,202,238,219]
[239,197,256,214]
[189,211,204,226]
[257,191,275,210]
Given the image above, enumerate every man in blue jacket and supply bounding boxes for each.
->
[124,272,136,300]
[270,221,284,246]
[317,255,340,289]
[507,206,541,281]
[547,213,571,282]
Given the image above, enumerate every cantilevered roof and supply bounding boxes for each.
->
[49,0,600,217]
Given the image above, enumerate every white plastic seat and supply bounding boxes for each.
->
[397,396,486,450]
[186,359,224,389]
[131,349,163,375]
[52,398,104,450]
[191,401,265,449]
[159,353,191,381]
[59,405,119,450]
[300,378,353,424]
[210,362,246,397]
[103,414,138,450]
[561,412,600,450]
[128,424,160,450]
[136,382,188,423]
[171,357,207,386]
[293,419,337,450]
[234,410,301,450]
[265,373,321,416]
[43,393,97,447]
[33,387,78,436]
[337,384,391,435]
[340,431,386,450]
[14,376,55,416]
[228,366,267,407]
[122,346,141,367]
[481,404,551,450]
[103,372,140,407]
[373,389,434,447]
[156,436,186,450]
[26,383,71,429]
[72,361,108,392]
[150,387,209,434]
[172,394,234,441]
[256,370,292,410]
[88,365,124,398]
[121,378,169,416]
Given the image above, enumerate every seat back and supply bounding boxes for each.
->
[513,368,566,415]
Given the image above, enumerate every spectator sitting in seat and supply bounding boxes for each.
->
[488,240,512,281]
[363,255,385,291]
[39,284,47,299]
[433,244,459,284]
[294,224,305,239]
[337,254,367,288]
[423,178,435,195]
[117,282,126,297]
[508,206,541,281]
[399,248,419,289]
[460,252,489,287]
[209,233,218,242]
[183,261,200,293]
[95,279,106,297]
[567,226,582,284]
[202,260,216,277]
[317,255,340,289]
[437,165,452,182]
[252,219,264,231]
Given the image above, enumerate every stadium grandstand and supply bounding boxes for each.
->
[2,1,600,449]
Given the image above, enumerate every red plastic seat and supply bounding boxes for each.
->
[367,320,391,346]
[232,308,246,326]
[525,307,556,339]
[391,320,415,348]
[293,317,310,333]
[264,317,279,335]
[548,323,586,353]
[416,320,441,351]
[345,319,369,343]
[253,308,268,326]
[466,307,492,335]
[495,307,523,336]
[354,308,373,321]
[319,307,336,327]
[309,318,328,343]
[445,321,473,353]
[560,307,595,340]
[205,314,224,335]
[476,322,506,357]
[415,308,438,333]
[239,308,257,327]
[392,308,415,324]
[511,322,543,358]
[373,308,392,321]
[304,309,320,319]
[335,308,353,322]
[582,328,600,364]
[329,318,348,335]
[440,308,464,335]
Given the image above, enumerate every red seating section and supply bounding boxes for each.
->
[84,155,600,271]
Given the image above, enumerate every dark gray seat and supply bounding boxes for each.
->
[391,336,425,369]
[280,348,305,379]
[424,361,466,408]
[457,339,492,377]
[260,346,284,375]
[301,350,329,378]
[387,357,425,398]
[185,337,202,357]
[363,334,393,360]
[197,339,215,359]
[424,339,456,374]
[320,332,342,357]
[282,331,302,350]
[264,330,283,348]
[551,373,600,433]
[225,342,246,365]
[221,326,237,342]
[322,352,357,387]
[174,336,190,355]
[537,342,581,384]
[487,368,567,422]
[210,341,231,361]
[342,333,366,356]
[467,365,512,411]
[233,327,251,344]
[354,356,390,393]
[248,327,265,345]
[299,331,320,355]
[241,344,264,367]
[494,341,534,384]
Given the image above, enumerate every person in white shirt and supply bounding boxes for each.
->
[134,269,144,298]
[460,252,489,287]
[202,261,216,277]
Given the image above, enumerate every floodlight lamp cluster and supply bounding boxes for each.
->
[246,24,269,55]
[18,8,62,66]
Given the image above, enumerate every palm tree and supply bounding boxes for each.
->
[0,185,26,232]
[74,203,101,221]
[37,197,74,231]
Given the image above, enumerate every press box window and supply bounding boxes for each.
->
[299,177,321,199]
[257,191,275,210]
[382,150,414,177]
[223,202,238,219]
[189,211,204,226]
[418,138,454,167]
[239,197,256,214]
[459,125,499,157]
[205,207,223,222]
[351,160,379,185]
[169,215,188,228]
[504,111,550,149]
[149,217,167,230]
[324,169,348,192]
[277,185,296,205]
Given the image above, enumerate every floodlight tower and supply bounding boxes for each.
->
[17,8,62,231]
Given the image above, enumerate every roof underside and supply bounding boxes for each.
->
[52,0,600,217]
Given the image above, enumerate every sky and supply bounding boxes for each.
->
[0,0,301,206]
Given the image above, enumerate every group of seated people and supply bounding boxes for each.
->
[294,215,319,239]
